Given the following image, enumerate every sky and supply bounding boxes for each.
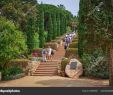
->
[38,0,80,16]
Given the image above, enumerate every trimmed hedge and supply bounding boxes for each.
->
[61,58,70,71]
[69,42,78,48]
[8,59,30,69]
[65,48,78,58]
[72,38,78,42]
[44,42,59,50]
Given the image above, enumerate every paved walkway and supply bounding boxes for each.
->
[0,40,109,87]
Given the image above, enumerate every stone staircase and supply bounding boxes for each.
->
[32,62,59,76]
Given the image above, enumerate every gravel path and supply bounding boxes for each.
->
[0,76,109,87]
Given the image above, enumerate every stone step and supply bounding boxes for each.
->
[33,72,57,74]
[32,74,57,76]
[37,66,58,68]
[39,64,58,66]
[35,70,57,72]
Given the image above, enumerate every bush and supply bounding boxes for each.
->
[66,26,72,33]
[44,31,48,42]
[72,38,78,42]
[33,48,42,57]
[33,33,40,49]
[61,58,70,71]
[82,49,109,79]
[2,66,23,80]
[44,43,59,50]
[69,42,78,48]
[65,48,78,58]
[2,66,23,76]
[0,17,27,70]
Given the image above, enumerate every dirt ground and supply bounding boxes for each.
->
[0,76,109,87]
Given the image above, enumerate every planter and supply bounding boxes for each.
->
[0,72,1,81]
[2,73,25,81]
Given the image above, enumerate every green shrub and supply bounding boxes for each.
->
[0,17,27,70]
[33,33,40,49]
[72,38,78,42]
[44,31,48,42]
[33,48,42,57]
[66,26,72,33]
[2,66,23,80]
[69,42,78,48]
[65,48,78,58]
[61,58,70,71]
[44,43,59,50]
[82,49,109,79]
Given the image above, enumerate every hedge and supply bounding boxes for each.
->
[44,42,59,50]
[65,48,78,58]
[8,59,30,69]
[61,58,70,72]
[69,42,78,48]
[72,38,78,42]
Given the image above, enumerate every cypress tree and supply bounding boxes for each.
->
[57,14,60,36]
[39,7,45,48]
[26,16,36,53]
[53,14,57,39]
[47,14,53,42]
[60,13,64,35]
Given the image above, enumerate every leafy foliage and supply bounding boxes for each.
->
[82,49,109,79]
[0,17,27,69]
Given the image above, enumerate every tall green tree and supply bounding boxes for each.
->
[39,6,45,47]
[56,13,60,36]
[52,14,57,39]
[47,14,53,41]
